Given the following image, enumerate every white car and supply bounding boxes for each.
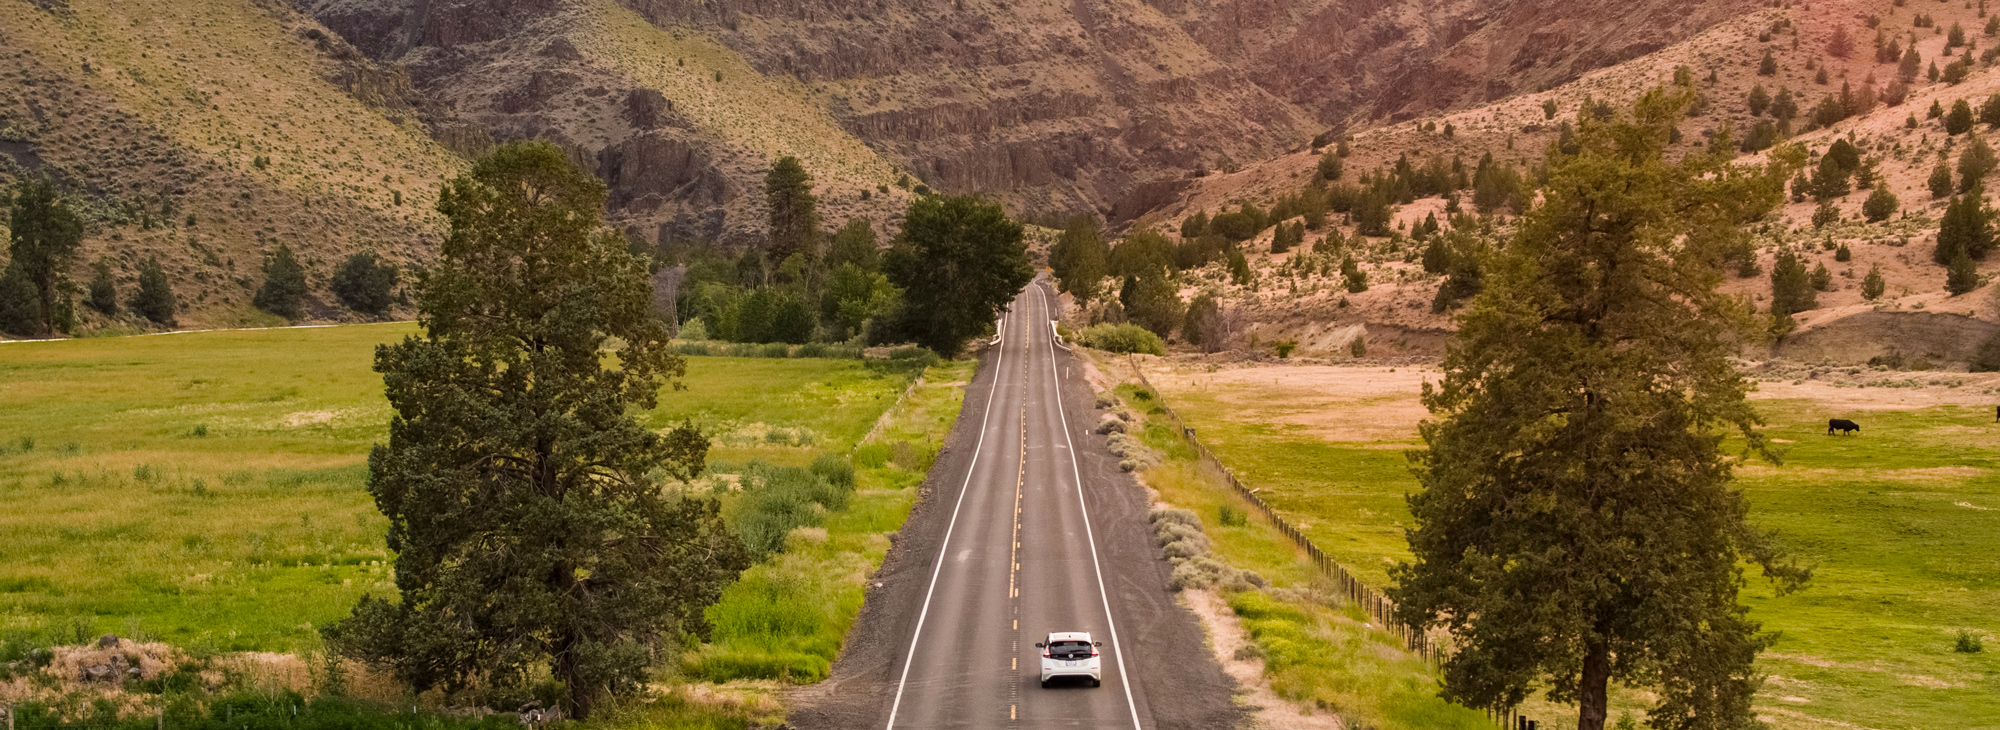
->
[1036,631,1103,688]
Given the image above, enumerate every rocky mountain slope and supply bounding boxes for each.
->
[1137,0,2000,366]
[2,0,1775,330]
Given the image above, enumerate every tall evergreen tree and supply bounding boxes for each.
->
[1946,249,1982,294]
[1936,189,1995,263]
[883,195,1034,355]
[1959,134,1998,191]
[764,156,821,266]
[321,142,747,720]
[253,244,309,320]
[1771,247,1818,318]
[129,257,176,325]
[1861,263,1887,300]
[4,177,83,336]
[1393,88,1808,730]
[1050,215,1110,303]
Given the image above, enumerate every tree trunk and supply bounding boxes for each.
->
[556,629,593,721]
[1578,640,1612,730]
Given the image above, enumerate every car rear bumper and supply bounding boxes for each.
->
[1039,666,1102,681]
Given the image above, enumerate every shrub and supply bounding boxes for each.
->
[888,440,932,471]
[1956,629,1985,653]
[1864,187,1900,221]
[1218,505,1248,527]
[853,443,891,469]
[1076,323,1166,355]
[1349,336,1366,358]
[85,260,116,315]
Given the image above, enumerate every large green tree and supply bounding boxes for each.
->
[3,177,84,336]
[1392,89,1808,730]
[883,194,1033,355]
[1050,215,1110,303]
[827,216,879,272]
[765,156,821,269]
[322,142,747,720]
[331,251,400,317]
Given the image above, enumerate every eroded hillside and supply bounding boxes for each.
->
[0,0,465,329]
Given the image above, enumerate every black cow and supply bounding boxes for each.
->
[1828,418,1861,436]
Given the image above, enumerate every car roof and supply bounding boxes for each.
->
[1045,631,1093,642]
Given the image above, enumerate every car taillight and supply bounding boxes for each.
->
[1091,649,1099,657]
[1041,650,1050,658]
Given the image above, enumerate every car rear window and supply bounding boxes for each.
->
[1049,641,1092,659]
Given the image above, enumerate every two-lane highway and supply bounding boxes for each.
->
[883,280,1149,728]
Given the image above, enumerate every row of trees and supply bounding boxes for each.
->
[671,157,1031,356]
[0,179,175,335]
[0,178,402,338]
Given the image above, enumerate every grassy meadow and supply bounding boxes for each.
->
[0,324,932,660]
[1132,360,2000,730]
[1103,375,1490,730]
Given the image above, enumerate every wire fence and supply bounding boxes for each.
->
[1128,356,1537,730]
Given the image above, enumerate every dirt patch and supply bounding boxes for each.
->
[1750,374,2000,411]
[1183,590,1343,730]
[282,410,339,427]
[1140,361,1437,443]
[1735,465,1987,484]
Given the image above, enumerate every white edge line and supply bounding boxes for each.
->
[884,300,1012,729]
[1035,282,1144,730]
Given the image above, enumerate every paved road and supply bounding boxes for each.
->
[788,279,1238,730]
[880,281,1149,729]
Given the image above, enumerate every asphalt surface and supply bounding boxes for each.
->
[788,280,1240,730]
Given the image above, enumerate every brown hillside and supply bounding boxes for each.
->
[0,0,465,330]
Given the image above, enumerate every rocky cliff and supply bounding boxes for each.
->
[302,0,1757,238]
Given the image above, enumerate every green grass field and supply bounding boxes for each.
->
[1136,362,2000,730]
[0,324,922,656]
[1106,378,1489,730]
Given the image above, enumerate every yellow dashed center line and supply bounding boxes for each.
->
[1009,404,1027,722]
